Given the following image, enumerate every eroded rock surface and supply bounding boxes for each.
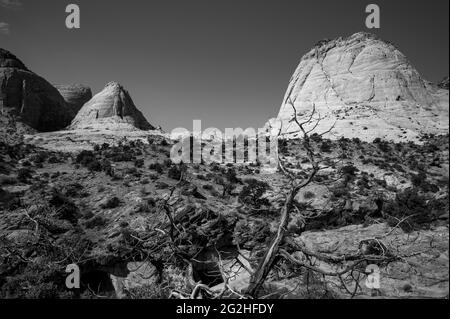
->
[54,84,92,114]
[277,32,449,142]
[0,49,73,132]
[70,82,154,131]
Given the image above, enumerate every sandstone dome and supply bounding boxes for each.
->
[0,48,74,132]
[54,84,92,114]
[276,32,449,142]
[69,82,154,131]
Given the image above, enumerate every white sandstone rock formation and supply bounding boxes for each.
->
[277,32,449,142]
[70,82,154,131]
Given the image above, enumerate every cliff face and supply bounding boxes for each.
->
[70,82,154,131]
[277,32,449,142]
[54,84,92,114]
[0,49,74,132]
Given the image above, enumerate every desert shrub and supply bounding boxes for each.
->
[233,219,271,248]
[164,159,173,167]
[30,152,48,164]
[320,140,332,153]
[202,184,214,191]
[101,159,114,177]
[303,191,316,199]
[160,139,169,146]
[63,183,84,197]
[86,159,102,172]
[331,186,349,199]
[168,163,186,180]
[134,158,144,168]
[392,163,405,173]
[374,178,387,187]
[100,197,121,209]
[47,156,60,164]
[112,152,134,162]
[0,263,67,299]
[238,179,270,208]
[278,139,288,155]
[356,174,370,189]
[135,199,156,214]
[75,150,101,172]
[76,150,95,165]
[83,215,108,228]
[215,167,240,197]
[149,162,164,174]
[410,171,439,193]
[49,190,80,223]
[124,167,141,178]
[411,171,426,187]
[209,162,221,172]
[341,164,358,177]
[340,164,358,185]
[384,188,433,232]
[196,174,209,181]
[17,168,33,183]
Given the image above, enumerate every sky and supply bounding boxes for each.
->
[0,0,448,131]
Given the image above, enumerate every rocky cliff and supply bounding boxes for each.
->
[54,84,92,114]
[0,48,74,132]
[70,82,154,131]
[277,32,449,142]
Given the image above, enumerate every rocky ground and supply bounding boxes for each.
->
[0,131,448,299]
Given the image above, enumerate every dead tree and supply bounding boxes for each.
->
[246,98,331,297]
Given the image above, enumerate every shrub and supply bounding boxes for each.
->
[320,141,333,153]
[134,158,144,168]
[168,163,186,180]
[160,139,169,146]
[76,150,95,165]
[101,159,114,177]
[149,162,164,174]
[17,168,33,183]
[100,197,121,209]
[331,186,349,199]
[83,215,108,228]
[384,188,433,232]
[47,156,60,164]
[49,190,80,223]
[238,179,270,208]
[86,159,102,172]
[303,191,316,199]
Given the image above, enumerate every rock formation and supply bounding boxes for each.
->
[276,32,449,142]
[54,84,92,114]
[0,48,73,132]
[70,82,154,131]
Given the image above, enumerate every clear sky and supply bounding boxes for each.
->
[1,0,448,131]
